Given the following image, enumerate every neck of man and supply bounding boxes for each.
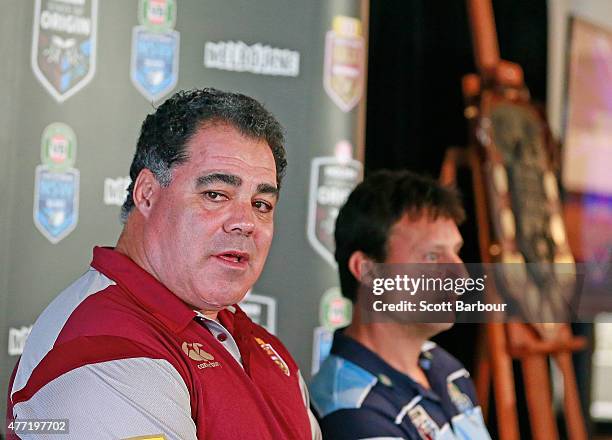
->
[115,215,220,321]
[344,306,432,389]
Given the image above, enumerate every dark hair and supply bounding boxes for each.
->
[334,169,466,302]
[120,88,287,222]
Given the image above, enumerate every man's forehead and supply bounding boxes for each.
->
[182,126,276,175]
[189,121,271,152]
[390,213,460,239]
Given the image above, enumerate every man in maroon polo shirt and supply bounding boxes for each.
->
[7,88,321,439]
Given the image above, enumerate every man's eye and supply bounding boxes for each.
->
[424,252,439,262]
[204,191,226,201]
[254,200,273,213]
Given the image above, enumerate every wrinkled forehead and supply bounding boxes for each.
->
[184,120,282,187]
[186,121,272,160]
[176,124,275,186]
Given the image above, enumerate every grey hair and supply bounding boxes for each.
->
[120,88,287,223]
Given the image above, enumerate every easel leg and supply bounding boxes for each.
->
[489,323,520,440]
[521,355,559,440]
[476,325,491,419]
[555,351,587,440]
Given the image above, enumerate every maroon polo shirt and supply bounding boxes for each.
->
[8,247,313,439]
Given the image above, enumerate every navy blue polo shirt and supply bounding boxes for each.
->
[309,330,491,439]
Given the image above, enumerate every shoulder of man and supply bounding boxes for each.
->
[310,341,488,439]
[8,268,198,439]
[14,266,184,368]
[10,266,191,388]
[310,353,400,419]
[310,354,417,439]
[423,342,490,439]
[422,341,466,375]
[422,342,479,400]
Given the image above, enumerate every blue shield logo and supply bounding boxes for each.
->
[311,326,334,375]
[33,166,80,244]
[130,26,180,102]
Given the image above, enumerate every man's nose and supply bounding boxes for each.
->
[444,254,467,280]
[223,201,255,236]
[441,252,464,268]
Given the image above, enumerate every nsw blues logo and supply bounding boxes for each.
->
[311,326,333,375]
[31,0,98,103]
[33,123,80,244]
[130,26,180,102]
[34,166,80,244]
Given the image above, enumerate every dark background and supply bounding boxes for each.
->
[365,0,547,177]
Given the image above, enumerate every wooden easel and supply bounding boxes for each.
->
[438,1,588,439]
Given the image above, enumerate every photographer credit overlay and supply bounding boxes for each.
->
[357,263,612,324]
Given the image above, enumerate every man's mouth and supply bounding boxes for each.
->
[214,251,250,267]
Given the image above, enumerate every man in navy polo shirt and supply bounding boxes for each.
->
[8,89,320,439]
[310,170,491,439]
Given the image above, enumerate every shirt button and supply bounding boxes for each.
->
[217,333,228,342]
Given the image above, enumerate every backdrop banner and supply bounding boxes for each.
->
[0,0,367,427]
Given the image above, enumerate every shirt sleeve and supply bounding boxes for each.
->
[298,370,323,440]
[318,408,417,440]
[12,357,197,440]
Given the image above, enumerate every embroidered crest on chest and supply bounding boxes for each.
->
[253,336,290,376]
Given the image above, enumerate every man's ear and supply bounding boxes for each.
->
[348,251,375,283]
[132,169,161,218]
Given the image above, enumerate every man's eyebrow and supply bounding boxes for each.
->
[257,183,279,197]
[196,173,242,187]
[430,240,464,250]
[196,173,278,197]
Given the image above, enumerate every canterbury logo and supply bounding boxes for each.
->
[182,342,215,362]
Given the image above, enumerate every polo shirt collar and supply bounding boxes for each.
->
[331,328,440,401]
[91,246,198,333]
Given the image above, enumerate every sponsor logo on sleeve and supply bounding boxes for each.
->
[131,0,179,102]
[239,290,277,334]
[307,140,362,266]
[204,41,300,77]
[254,336,290,376]
[31,0,98,102]
[8,325,33,356]
[323,16,365,112]
[408,405,440,439]
[447,380,474,413]
[311,326,334,375]
[33,123,80,244]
